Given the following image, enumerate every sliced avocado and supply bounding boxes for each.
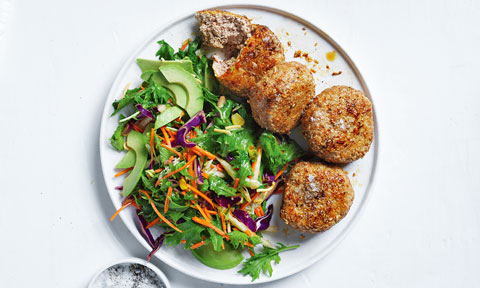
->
[137,58,194,74]
[191,243,244,270]
[140,71,188,109]
[204,64,217,92]
[154,106,183,129]
[122,131,148,196]
[159,65,204,117]
[115,149,135,169]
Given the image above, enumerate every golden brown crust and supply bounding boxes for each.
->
[215,25,285,98]
[249,61,315,134]
[302,86,374,163]
[280,161,354,233]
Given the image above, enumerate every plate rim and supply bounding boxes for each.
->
[99,4,379,285]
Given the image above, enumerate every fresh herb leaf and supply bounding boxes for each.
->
[110,120,126,151]
[156,40,175,60]
[227,230,249,249]
[208,216,224,251]
[112,88,139,116]
[259,131,304,174]
[157,145,174,164]
[231,150,253,186]
[238,243,300,281]
[192,126,219,152]
[208,175,237,197]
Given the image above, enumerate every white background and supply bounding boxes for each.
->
[1,0,479,287]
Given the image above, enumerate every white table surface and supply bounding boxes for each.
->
[1,0,480,287]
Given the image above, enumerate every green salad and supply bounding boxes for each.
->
[109,38,303,281]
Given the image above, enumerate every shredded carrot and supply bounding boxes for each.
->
[203,206,211,221]
[164,186,173,214]
[194,202,209,221]
[190,240,206,249]
[175,111,184,122]
[139,190,182,233]
[221,241,225,250]
[160,127,171,146]
[216,164,224,172]
[154,168,164,174]
[165,128,176,140]
[191,146,216,160]
[254,206,264,217]
[132,123,143,133]
[180,39,189,51]
[244,242,254,248]
[188,162,197,189]
[248,248,254,257]
[159,143,182,158]
[146,217,163,229]
[150,128,155,166]
[275,163,289,180]
[220,213,226,233]
[241,192,259,210]
[245,229,255,237]
[180,239,186,244]
[201,172,210,179]
[206,210,217,215]
[192,216,229,240]
[251,161,256,172]
[110,200,132,221]
[185,183,214,208]
[114,167,133,177]
[233,178,240,189]
[156,156,196,186]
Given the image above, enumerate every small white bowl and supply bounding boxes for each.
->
[88,257,170,288]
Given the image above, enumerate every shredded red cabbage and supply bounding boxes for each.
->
[122,122,134,136]
[195,158,203,184]
[263,172,275,183]
[214,195,241,207]
[232,209,256,232]
[136,210,155,248]
[147,232,168,262]
[226,153,234,162]
[115,186,123,190]
[135,104,154,119]
[255,204,274,231]
[175,111,206,147]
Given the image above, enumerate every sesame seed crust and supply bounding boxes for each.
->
[302,85,374,163]
[280,161,354,233]
[250,61,315,134]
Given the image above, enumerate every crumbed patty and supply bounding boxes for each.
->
[302,86,374,163]
[249,61,315,134]
[280,161,354,233]
[213,24,285,98]
[195,10,252,50]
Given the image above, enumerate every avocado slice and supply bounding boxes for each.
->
[154,106,183,129]
[141,71,188,108]
[159,65,204,117]
[191,243,244,270]
[115,149,135,169]
[204,64,217,92]
[122,131,148,196]
[137,58,194,74]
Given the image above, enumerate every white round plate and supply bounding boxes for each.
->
[99,4,378,285]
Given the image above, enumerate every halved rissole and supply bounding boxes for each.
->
[195,9,252,50]
[213,24,285,98]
